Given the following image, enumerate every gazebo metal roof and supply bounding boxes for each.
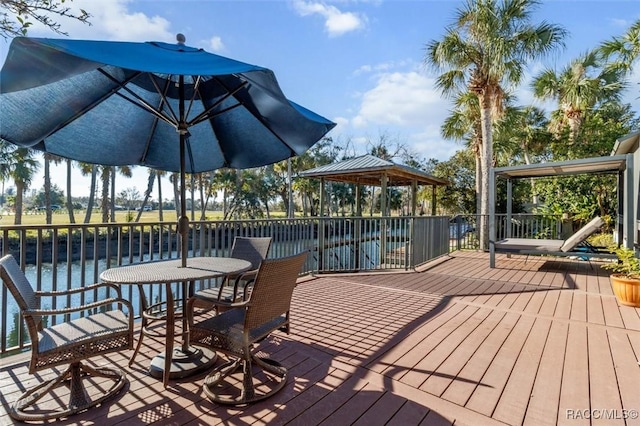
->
[298,154,448,186]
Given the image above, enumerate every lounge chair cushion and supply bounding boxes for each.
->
[494,238,564,252]
[560,216,604,252]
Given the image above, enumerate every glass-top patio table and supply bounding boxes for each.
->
[100,257,251,388]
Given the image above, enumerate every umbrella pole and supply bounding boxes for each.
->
[178,75,189,268]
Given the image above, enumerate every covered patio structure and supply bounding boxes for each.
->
[299,155,448,217]
[489,154,635,268]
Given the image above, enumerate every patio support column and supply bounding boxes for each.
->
[489,167,496,268]
[506,179,512,238]
[624,153,634,248]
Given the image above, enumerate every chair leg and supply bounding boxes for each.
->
[10,361,127,421]
[202,354,288,405]
[130,283,148,365]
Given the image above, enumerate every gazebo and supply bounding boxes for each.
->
[298,155,448,216]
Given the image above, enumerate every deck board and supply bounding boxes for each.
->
[1,252,639,426]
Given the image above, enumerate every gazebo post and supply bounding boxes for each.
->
[431,185,436,215]
[356,181,362,216]
[318,178,326,272]
[381,172,388,216]
[381,173,388,267]
[411,180,417,216]
[355,180,362,270]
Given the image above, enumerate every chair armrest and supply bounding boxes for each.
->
[206,298,250,310]
[36,282,122,298]
[241,277,257,301]
[24,297,134,317]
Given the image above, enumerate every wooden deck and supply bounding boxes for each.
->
[1,251,639,425]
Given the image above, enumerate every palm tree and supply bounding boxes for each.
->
[65,159,76,223]
[156,170,166,221]
[0,142,13,208]
[599,19,640,75]
[43,153,63,224]
[136,168,156,222]
[494,105,551,205]
[2,145,39,224]
[79,162,98,223]
[531,50,624,142]
[110,165,132,222]
[97,165,132,223]
[425,0,566,248]
[441,91,482,214]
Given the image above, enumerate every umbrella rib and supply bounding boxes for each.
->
[186,80,248,127]
[184,75,202,121]
[148,73,180,126]
[98,69,178,128]
[140,78,173,164]
[214,76,297,157]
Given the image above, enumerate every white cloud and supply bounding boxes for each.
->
[352,71,444,127]
[293,1,366,37]
[206,36,225,53]
[331,70,456,161]
[27,0,173,42]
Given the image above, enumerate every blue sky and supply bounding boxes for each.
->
[1,0,639,199]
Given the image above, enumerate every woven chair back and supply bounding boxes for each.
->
[231,237,272,271]
[0,254,38,312]
[0,254,42,334]
[244,250,307,331]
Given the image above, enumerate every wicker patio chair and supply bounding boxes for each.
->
[0,254,134,422]
[190,236,272,315]
[189,250,308,405]
[128,237,271,366]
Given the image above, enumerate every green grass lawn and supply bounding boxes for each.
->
[0,209,291,226]
[0,210,215,226]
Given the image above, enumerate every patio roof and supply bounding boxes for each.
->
[492,154,628,179]
[611,130,640,155]
[298,154,448,187]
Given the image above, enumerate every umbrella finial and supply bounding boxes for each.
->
[176,33,186,45]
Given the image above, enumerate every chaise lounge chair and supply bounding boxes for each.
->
[493,216,614,259]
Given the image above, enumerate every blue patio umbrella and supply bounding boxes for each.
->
[0,35,335,265]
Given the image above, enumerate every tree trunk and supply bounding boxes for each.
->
[84,165,97,223]
[136,171,155,222]
[157,172,164,222]
[66,160,75,223]
[101,168,110,223]
[474,142,482,217]
[43,156,53,224]
[171,174,180,217]
[479,97,493,251]
[14,180,24,225]
[110,167,116,222]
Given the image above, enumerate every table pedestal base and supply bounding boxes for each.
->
[149,346,217,380]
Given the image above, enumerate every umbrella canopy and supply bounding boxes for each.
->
[0,35,335,265]
[0,36,335,172]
